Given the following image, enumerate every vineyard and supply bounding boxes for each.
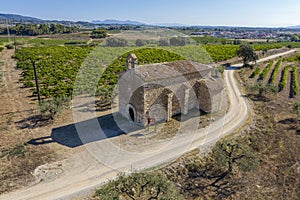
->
[15,41,300,103]
[15,46,190,100]
[15,46,93,98]
[246,54,300,98]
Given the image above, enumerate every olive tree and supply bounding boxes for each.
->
[249,82,278,98]
[236,44,258,67]
[93,172,181,200]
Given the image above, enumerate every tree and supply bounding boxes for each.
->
[233,39,241,45]
[94,172,181,200]
[290,35,300,42]
[212,138,258,174]
[135,39,148,47]
[91,29,107,39]
[170,37,191,46]
[236,44,258,67]
[106,38,128,47]
[158,38,170,46]
[38,24,50,35]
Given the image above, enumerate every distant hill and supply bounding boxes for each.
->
[287,25,300,29]
[0,13,148,27]
[154,23,188,27]
[0,13,43,23]
[91,19,145,25]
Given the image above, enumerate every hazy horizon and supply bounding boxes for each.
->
[1,0,300,27]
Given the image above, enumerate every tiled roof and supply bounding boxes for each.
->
[134,60,212,82]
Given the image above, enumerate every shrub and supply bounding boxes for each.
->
[39,95,70,120]
[64,41,87,45]
[292,102,300,116]
[1,144,26,158]
[5,43,14,49]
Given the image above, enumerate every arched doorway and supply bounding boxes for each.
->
[192,80,212,113]
[129,107,135,122]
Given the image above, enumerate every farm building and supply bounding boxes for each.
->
[118,53,225,126]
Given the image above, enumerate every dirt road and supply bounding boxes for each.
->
[0,49,296,200]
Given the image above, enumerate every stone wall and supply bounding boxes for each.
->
[118,66,225,127]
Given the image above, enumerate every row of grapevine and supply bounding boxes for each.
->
[269,60,281,84]
[278,66,290,91]
[292,67,299,96]
[283,54,300,62]
[259,61,274,80]
[250,67,261,78]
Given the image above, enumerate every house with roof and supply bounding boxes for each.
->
[118,53,225,126]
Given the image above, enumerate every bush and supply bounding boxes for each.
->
[1,144,26,158]
[64,41,87,45]
[5,43,14,49]
[93,172,181,200]
[0,47,4,52]
[39,95,70,120]
[292,102,300,116]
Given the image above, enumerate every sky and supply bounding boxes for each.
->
[1,0,300,27]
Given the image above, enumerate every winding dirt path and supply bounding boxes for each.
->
[0,49,296,200]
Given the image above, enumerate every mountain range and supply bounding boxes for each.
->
[0,13,43,23]
[91,19,145,25]
[0,13,148,27]
[0,13,299,29]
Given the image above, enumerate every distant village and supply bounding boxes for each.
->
[190,28,300,41]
